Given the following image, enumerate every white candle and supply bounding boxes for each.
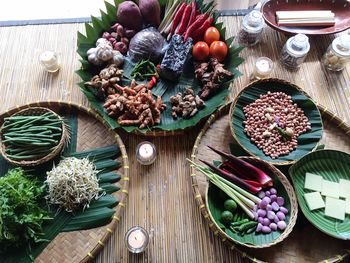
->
[125,226,149,253]
[252,57,273,80]
[39,51,60,73]
[136,141,156,165]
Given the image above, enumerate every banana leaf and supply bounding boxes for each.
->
[231,80,323,165]
[76,0,244,134]
[0,110,123,262]
[289,150,350,240]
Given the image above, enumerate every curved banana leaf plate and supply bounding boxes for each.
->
[76,0,244,134]
[230,79,323,165]
[289,149,350,240]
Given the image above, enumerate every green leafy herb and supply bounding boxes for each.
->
[0,168,51,253]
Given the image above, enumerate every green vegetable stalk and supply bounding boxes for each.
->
[0,168,51,253]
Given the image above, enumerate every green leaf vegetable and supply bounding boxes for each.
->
[0,168,51,253]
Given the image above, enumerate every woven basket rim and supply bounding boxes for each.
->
[0,101,130,263]
[228,78,323,166]
[0,107,66,167]
[204,156,298,249]
[190,101,350,263]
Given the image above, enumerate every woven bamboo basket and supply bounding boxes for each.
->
[190,103,350,263]
[0,101,129,263]
[229,78,323,166]
[0,107,67,167]
[204,155,298,248]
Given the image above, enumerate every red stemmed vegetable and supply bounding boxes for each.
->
[190,17,214,41]
[184,13,208,41]
[207,146,273,187]
[221,165,264,188]
[175,4,192,35]
[187,2,197,29]
[200,159,262,194]
[170,3,186,35]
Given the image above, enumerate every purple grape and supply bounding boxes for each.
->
[258,191,265,199]
[267,211,276,220]
[256,223,263,232]
[253,204,258,211]
[276,211,286,220]
[280,206,289,214]
[265,191,271,197]
[262,226,271,233]
[270,194,277,202]
[277,220,287,230]
[258,217,264,224]
[271,201,280,211]
[270,188,277,195]
[266,204,272,211]
[274,216,280,223]
[257,209,267,217]
[263,218,271,226]
[269,222,277,231]
[254,211,258,220]
[277,197,285,206]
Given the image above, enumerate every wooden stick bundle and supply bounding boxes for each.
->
[276,10,335,27]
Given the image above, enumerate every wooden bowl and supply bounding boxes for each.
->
[262,0,350,35]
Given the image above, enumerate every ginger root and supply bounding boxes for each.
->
[195,58,233,100]
[103,80,166,129]
[170,88,205,119]
[85,64,124,99]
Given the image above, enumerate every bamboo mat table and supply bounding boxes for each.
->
[0,16,350,263]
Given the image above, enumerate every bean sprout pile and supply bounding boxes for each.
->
[45,157,102,212]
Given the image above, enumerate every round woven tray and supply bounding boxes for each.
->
[0,107,67,167]
[190,103,350,263]
[0,101,129,263]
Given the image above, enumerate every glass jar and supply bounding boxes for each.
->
[322,35,350,71]
[280,34,310,69]
[238,10,265,47]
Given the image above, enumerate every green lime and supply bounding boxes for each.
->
[220,210,234,224]
[224,199,237,212]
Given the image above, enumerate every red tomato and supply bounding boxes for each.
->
[209,41,228,62]
[192,41,210,61]
[204,27,220,45]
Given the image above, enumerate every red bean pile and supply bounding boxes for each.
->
[243,91,311,159]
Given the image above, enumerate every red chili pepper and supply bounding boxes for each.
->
[183,13,208,41]
[175,4,192,35]
[151,76,157,84]
[190,17,214,41]
[170,3,187,35]
[156,64,161,72]
[187,2,197,30]
[148,76,157,90]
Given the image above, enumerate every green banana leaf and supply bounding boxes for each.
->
[289,149,350,240]
[231,79,323,165]
[206,158,292,247]
[0,111,123,262]
[76,0,244,133]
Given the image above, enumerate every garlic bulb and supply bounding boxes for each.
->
[111,50,124,67]
[87,38,124,66]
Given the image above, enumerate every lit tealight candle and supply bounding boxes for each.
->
[125,226,149,253]
[136,141,156,165]
[252,57,274,80]
[39,51,60,73]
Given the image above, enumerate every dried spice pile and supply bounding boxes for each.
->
[103,80,166,128]
[170,88,205,119]
[243,91,311,159]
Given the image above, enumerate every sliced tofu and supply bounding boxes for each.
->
[321,180,340,198]
[346,198,350,215]
[304,192,325,211]
[339,179,350,199]
[304,172,323,192]
[325,197,346,221]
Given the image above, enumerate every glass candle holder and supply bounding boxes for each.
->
[136,141,156,165]
[252,57,273,79]
[39,50,60,73]
[124,226,149,253]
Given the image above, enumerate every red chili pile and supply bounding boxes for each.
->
[243,91,311,159]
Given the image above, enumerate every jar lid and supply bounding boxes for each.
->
[242,10,265,33]
[286,33,310,57]
[332,35,350,57]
